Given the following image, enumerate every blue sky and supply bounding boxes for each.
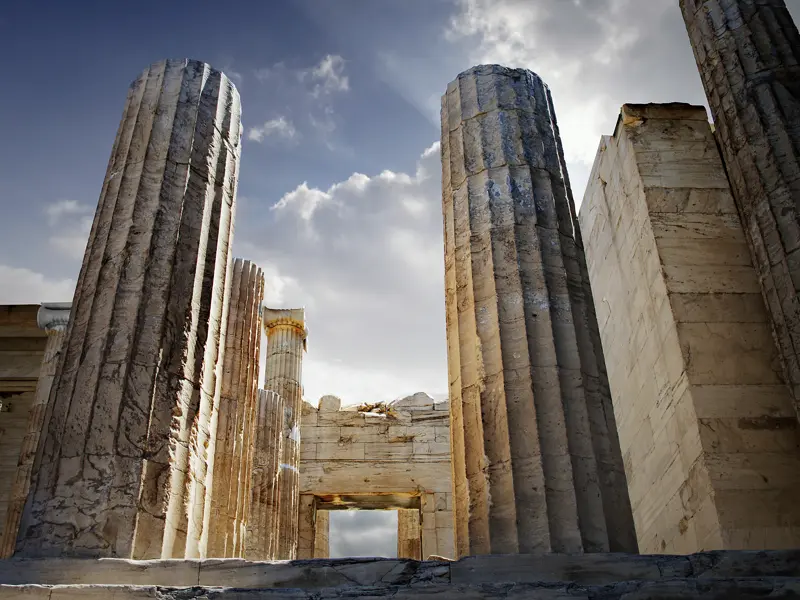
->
[2,0,799,410]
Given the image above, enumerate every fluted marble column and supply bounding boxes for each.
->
[680,0,800,419]
[263,308,307,560]
[244,389,284,560]
[441,65,637,557]
[0,304,70,558]
[16,59,241,559]
[206,259,264,557]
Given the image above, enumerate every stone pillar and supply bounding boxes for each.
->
[206,259,264,557]
[244,389,284,560]
[397,509,421,560]
[313,510,330,558]
[0,304,70,558]
[16,59,241,559]
[235,281,264,557]
[581,103,800,553]
[680,0,800,418]
[441,65,637,556]
[297,494,316,559]
[263,308,307,560]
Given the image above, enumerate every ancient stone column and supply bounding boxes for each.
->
[0,304,70,558]
[234,278,264,557]
[244,389,284,560]
[263,308,307,560]
[441,65,637,556]
[680,0,800,418]
[206,259,264,558]
[16,59,241,559]
[397,509,422,560]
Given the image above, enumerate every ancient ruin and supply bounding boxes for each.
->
[681,0,800,419]
[298,393,452,560]
[581,103,800,553]
[1,0,800,596]
[441,64,636,556]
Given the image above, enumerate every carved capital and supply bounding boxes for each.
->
[262,307,308,349]
[37,302,71,333]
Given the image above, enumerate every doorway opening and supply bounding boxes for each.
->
[328,510,398,558]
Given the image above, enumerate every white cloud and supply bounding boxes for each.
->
[307,54,349,97]
[329,510,397,558]
[252,55,350,149]
[44,200,93,259]
[238,142,446,406]
[0,265,75,304]
[44,199,88,225]
[247,116,298,143]
[445,0,705,205]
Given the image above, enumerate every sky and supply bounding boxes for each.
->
[2,0,799,557]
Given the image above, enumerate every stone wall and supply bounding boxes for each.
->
[298,393,453,559]
[579,103,800,553]
[0,306,47,546]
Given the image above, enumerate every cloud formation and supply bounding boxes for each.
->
[306,54,350,97]
[247,116,298,143]
[251,55,350,148]
[445,0,707,204]
[328,510,397,558]
[44,199,93,260]
[0,265,75,304]
[238,142,446,405]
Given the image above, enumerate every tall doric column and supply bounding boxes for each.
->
[441,65,637,557]
[680,0,800,418]
[0,304,70,558]
[16,59,241,559]
[263,308,307,560]
[244,389,284,560]
[206,259,263,558]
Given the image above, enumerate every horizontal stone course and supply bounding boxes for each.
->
[1,550,799,589]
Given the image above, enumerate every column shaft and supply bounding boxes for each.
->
[0,305,70,558]
[680,0,800,418]
[244,389,283,560]
[263,308,306,560]
[441,65,637,557]
[16,59,241,559]
[207,260,263,557]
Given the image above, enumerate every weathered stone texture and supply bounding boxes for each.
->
[680,0,800,420]
[441,64,637,556]
[0,305,70,558]
[263,308,307,560]
[207,260,264,558]
[14,59,241,559]
[0,306,53,554]
[398,509,422,560]
[580,103,800,553]
[298,395,453,559]
[1,549,799,598]
[244,389,283,560]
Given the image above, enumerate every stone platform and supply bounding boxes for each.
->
[1,550,799,598]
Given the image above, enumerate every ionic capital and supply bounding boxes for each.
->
[37,302,71,333]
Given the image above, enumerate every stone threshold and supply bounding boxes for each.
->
[0,550,798,589]
[4,578,800,599]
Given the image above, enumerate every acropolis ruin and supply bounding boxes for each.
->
[1,0,800,597]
